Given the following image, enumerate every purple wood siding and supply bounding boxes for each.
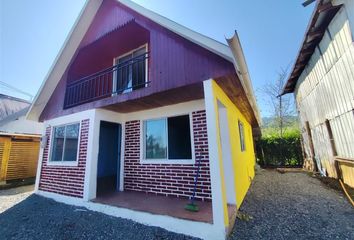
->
[40,0,234,121]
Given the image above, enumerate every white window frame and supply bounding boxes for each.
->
[48,122,81,166]
[112,44,149,95]
[140,113,195,164]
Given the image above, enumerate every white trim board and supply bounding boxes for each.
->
[26,0,103,121]
[36,190,226,240]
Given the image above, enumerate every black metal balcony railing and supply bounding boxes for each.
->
[64,52,150,109]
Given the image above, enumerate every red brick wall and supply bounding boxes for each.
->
[39,119,89,198]
[124,110,211,201]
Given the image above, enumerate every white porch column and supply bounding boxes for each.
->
[203,79,227,239]
[83,110,99,201]
[34,123,48,192]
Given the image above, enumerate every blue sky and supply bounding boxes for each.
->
[0,0,314,117]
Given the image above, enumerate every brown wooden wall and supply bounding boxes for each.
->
[0,135,40,183]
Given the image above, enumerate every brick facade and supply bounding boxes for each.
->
[124,110,211,201]
[38,119,89,198]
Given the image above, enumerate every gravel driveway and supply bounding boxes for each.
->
[1,170,353,240]
[0,193,197,240]
[0,184,34,213]
[229,169,354,240]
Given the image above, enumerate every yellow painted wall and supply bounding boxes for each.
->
[211,81,256,213]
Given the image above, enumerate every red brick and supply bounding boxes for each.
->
[124,111,212,201]
[38,119,89,198]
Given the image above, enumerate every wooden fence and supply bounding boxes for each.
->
[335,157,354,188]
[0,134,40,184]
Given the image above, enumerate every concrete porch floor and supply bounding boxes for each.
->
[93,190,236,223]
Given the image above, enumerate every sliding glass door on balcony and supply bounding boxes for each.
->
[64,46,148,109]
[114,47,147,94]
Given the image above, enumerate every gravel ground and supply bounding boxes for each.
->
[0,194,198,240]
[1,170,353,240]
[0,184,34,213]
[229,169,354,240]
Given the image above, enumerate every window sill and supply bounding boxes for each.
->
[46,161,79,167]
[140,159,195,165]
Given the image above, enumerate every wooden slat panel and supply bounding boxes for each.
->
[0,142,4,181]
[6,140,40,181]
[0,138,11,182]
[339,163,354,188]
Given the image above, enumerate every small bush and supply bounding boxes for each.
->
[256,129,303,167]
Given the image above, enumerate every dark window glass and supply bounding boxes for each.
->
[116,47,146,93]
[168,115,192,159]
[52,126,65,161]
[63,124,79,161]
[132,47,146,90]
[144,115,192,160]
[117,54,132,93]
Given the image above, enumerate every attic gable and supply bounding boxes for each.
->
[27,0,235,121]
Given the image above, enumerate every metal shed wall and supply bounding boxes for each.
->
[294,6,354,184]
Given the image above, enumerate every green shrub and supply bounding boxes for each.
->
[256,130,303,167]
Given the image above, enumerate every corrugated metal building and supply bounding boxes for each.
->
[282,0,354,187]
[0,95,42,185]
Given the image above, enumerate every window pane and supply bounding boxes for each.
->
[117,54,132,93]
[168,115,192,159]
[51,126,65,161]
[132,47,146,90]
[145,119,167,159]
[63,123,80,161]
[239,121,246,152]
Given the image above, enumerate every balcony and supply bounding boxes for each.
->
[64,52,149,109]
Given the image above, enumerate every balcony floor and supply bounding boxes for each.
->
[93,190,236,223]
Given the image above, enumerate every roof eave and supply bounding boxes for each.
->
[26,0,102,121]
[226,31,262,128]
[281,0,342,96]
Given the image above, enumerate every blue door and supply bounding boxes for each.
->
[97,121,121,196]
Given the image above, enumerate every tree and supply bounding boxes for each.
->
[260,67,296,137]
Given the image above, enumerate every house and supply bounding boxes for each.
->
[0,94,42,185]
[282,0,354,188]
[27,0,260,239]
[0,106,43,135]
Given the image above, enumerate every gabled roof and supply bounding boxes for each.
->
[27,0,260,127]
[0,94,30,121]
[281,0,342,95]
[0,107,30,127]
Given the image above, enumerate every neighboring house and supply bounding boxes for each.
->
[27,0,260,239]
[0,94,31,121]
[282,0,354,188]
[0,95,43,185]
[0,107,43,135]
